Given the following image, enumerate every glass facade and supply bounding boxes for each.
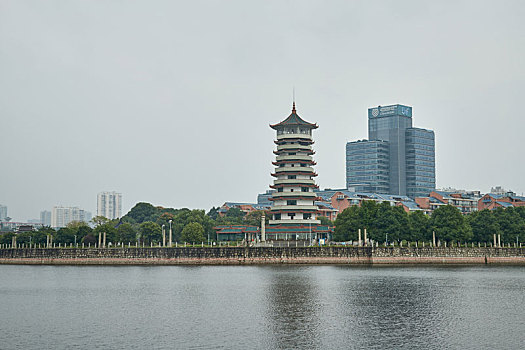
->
[346,140,389,193]
[405,128,435,198]
[368,106,413,195]
[346,104,435,198]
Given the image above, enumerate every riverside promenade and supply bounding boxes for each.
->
[1,246,525,265]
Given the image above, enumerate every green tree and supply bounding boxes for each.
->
[117,223,137,243]
[55,227,76,244]
[318,215,334,226]
[76,225,93,243]
[430,205,472,243]
[207,207,220,220]
[0,232,16,245]
[181,222,205,243]
[467,210,499,243]
[93,223,117,245]
[333,206,360,241]
[492,207,525,244]
[244,210,270,227]
[139,221,162,245]
[90,216,109,227]
[124,203,159,224]
[408,211,430,242]
[35,226,56,245]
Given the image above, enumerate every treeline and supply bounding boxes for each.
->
[0,202,271,246]
[334,201,525,244]
[2,201,524,246]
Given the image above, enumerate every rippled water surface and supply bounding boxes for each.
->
[1,265,524,349]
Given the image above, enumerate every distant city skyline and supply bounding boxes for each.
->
[1,1,525,221]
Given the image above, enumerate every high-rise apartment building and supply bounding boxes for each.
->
[40,210,52,226]
[97,191,122,220]
[51,206,91,228]
[346,104,435,198]
[0,205,7,221]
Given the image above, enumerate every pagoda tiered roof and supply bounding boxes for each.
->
[270,103,318,130]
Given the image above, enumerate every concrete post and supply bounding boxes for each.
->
[169,221,173,247]
[103,232,107,248]
[98,232,102,248]
[444,241,447,248]
[498,234,501,248]
[358,229,362,247]
[261,215,266,242]
[162,226,166,247]
[364,229,368,246]
[494,234,497,247]
[432,231,436,248]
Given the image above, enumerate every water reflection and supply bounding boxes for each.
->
[263,266,322,350]
[1,266,525,349]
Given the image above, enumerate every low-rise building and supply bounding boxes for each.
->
[478,192,525,211]
[315,189,422,216]
[218,202,271,217]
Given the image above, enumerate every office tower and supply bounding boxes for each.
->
[346,104,435,197]
[97,191,122,220]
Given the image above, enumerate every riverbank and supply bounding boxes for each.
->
[1,246,525,265]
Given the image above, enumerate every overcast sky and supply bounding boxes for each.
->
[1,0,524,221]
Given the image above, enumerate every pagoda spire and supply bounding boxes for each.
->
[292,101,296,114]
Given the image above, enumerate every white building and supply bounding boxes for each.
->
[97,191,122,220]
[51,206,91,228]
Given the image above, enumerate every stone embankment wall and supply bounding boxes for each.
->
[1,247,525,265]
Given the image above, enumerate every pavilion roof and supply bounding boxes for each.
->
[270,103,318,130]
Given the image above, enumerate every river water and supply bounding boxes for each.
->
[0,265,524,349]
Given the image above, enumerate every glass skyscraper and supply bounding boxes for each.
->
[345,140,389,193]
[405,128,436,198]
[346,104,435,198]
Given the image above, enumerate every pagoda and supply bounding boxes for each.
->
[266,102,332,242]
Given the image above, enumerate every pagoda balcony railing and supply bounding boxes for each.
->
[274,167,314,173]
[271,205,319,211]
[277,133,313,141]
[275,154,314,162]
[268,219,321,225]
[276,144,312,150]
[272,179,316,185]
[271,192,317,199]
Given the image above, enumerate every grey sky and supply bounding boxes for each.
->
[1,0,524,221]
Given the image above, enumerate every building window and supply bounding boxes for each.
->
[274,214,281,220]
[288,213,295,219]
[288,175,296,179]
[287,200,297,205]
[303,213,311,219]
[301,187,309,192]
[278,187,283,192]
